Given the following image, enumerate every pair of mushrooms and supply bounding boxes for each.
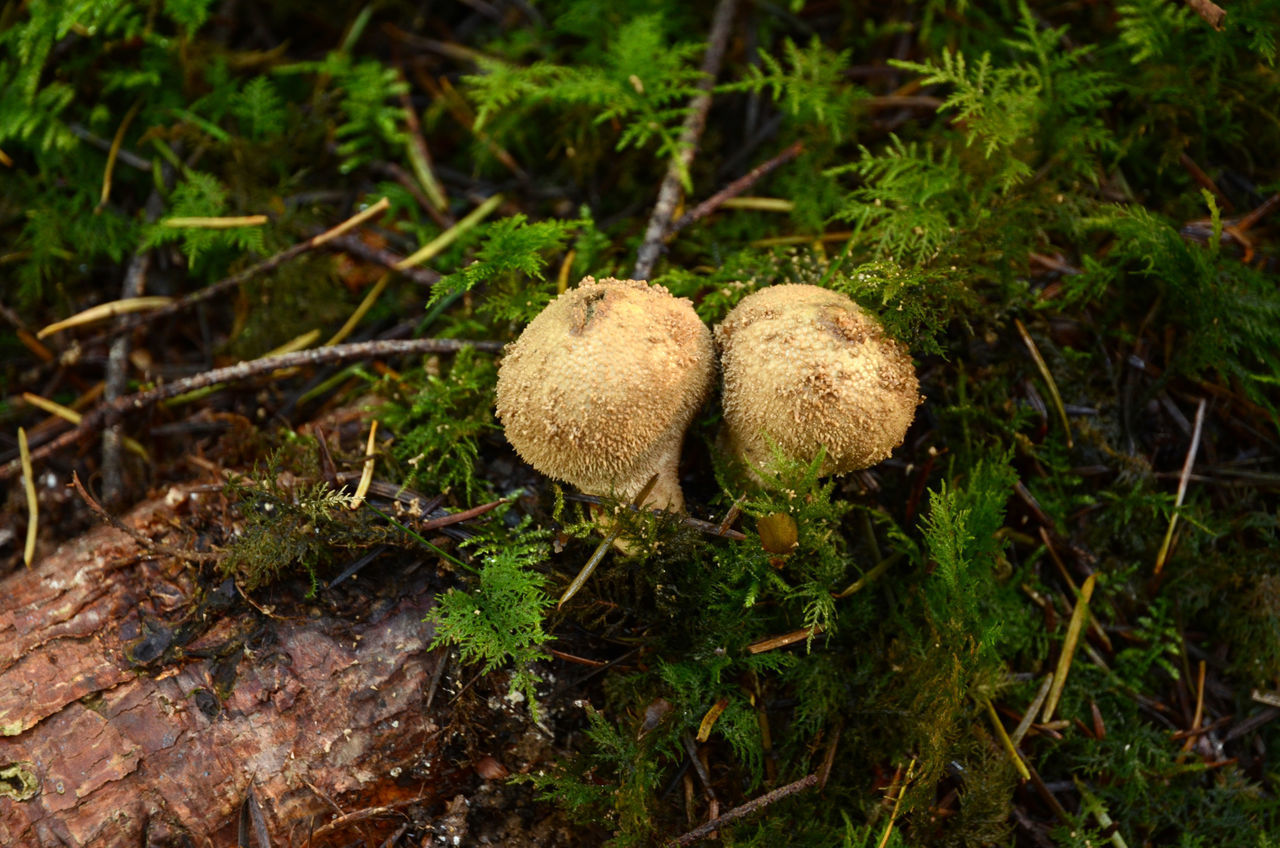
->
[494,276,920,519]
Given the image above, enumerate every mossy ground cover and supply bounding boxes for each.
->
[3,1,1279,845]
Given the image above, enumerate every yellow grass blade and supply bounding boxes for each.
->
[38,296,174,338]
[349,421,379,509]
[160,215,269,228]
[19,428,37,567]
[1042,573,1096,722]
[394,194,504,270]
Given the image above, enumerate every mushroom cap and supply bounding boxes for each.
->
[495,277,715,506]
[715,283,920,477]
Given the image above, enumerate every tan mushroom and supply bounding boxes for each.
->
[495,276,715,512]
[714,283,920,480]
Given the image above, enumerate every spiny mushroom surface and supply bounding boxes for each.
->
[714,283,920,479]
[495,276,715,512]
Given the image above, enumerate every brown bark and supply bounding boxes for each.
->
[0,487,450,847]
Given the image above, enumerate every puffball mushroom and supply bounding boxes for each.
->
[495,276,715,512]
[715,283,920,480]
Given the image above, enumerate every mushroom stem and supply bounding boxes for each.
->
[622,426,688,513]
[495,276,715,544]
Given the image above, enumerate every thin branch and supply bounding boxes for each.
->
[418,497,509,530]
[1042,573,1096,722]
[395,66,449,213]
[667,773,818,846]
[71,471,223,562]
[558,475,659,609]
[96,99,142,213]
[1016,318,1073,449]
[319,233,442,287]
[681,730,718,804]
[80,199,392,347]
[303,796,420,843]
[669,141,804,235]
[101,244,154,506]
[1185,0,1226,30]
[633,0,737,280]
[816,722,841,790]
[68,122,151,171]
[1232,191,1280,234]
[1178,152,1233,213]
[2,338,502,480]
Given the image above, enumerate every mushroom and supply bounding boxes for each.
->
[714,283,920,480]
[495,276,715,513]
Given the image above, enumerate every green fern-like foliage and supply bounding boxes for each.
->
[827,260,972,356]
[918,451,1023,666]
[718,451,856,642]
[521,702,666,847]
[12,168,136,300]
[140,171,267,268]
[828,135,970,265]
[1116,0,1192,63]
[331,56,410,173]
[722,36,864,139]
[161,0,215,32]
[1066,203,1280,416]
[277,50,409,173]
[892,50,1040,188]
[466,15,706,187]
[891,3,1117,189]
[0,0,141,151]
[233,76,288,141]
[379,346,498,501]
[429,213,587,316]
[426,525,553,712]
[1113,597,1182,684]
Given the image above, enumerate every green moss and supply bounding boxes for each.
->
[220,442,389,593]
[0,762,39,802]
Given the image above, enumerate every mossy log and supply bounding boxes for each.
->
[0,487,447,847]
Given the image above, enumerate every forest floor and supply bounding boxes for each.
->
[3,1,1280,846]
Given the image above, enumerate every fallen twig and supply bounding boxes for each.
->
[2,338,502,480]
[876,758,916,848]
[669,141,804,235]
[102,235,155,506]
[395,65,449,214]
[634,0,737,280]
[419,497,508,530]
[319,233,442,287]
[1185,0,1226,30]
[96,99,142,213]
[558,476,659,609]
[747,626,822,654]
[76,199,392,347]
[1177,152,1233,212]
[71,471,223,563]
[667,773,818,846]
[1016,318,1073,449]
[1042,573,1096,722]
